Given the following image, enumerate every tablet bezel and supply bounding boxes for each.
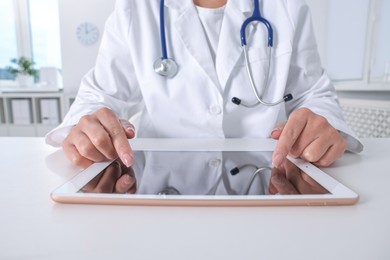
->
[51,139,359,206]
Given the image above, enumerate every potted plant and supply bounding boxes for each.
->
[7,57,38,87]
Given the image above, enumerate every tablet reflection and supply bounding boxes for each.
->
[79,152,329,196]
[80,160,137,194]
[269,160,328,195]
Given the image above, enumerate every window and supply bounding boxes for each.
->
[370,0,390,83]
[0,0,18,80]
[29,0,62,70]
[0,0,62,83]
[307,0,390,91]
[325,0,370,81]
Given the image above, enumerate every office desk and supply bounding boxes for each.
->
[0,138,389,260]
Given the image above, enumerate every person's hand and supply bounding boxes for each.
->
[268,159,328,195]
[62,107,135,169]
[81,160,137,194]
[271,108,347,168]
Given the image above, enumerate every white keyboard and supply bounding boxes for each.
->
[340,99,390,138]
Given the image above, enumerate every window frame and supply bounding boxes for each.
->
[0,0,32,86]
[332,0,390,91]
[1,0,62,86]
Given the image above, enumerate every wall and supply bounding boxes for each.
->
[304,0,329,67]
[58,0,115,95]
[306,0,390,101]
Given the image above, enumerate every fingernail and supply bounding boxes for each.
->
[270,128,282,137]
[122,153,133,167]
[272,154,284,168]
[126,127,135,133]
[271,130,279,136]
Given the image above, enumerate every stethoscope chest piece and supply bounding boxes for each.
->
[157,186,181,195]
[154,58,178,78]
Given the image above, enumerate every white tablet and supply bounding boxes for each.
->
[51,139,358,206]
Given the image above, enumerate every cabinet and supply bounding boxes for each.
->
[0,91,65,137]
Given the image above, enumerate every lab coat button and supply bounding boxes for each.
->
[209,159,221,167]
[209,105,222,115]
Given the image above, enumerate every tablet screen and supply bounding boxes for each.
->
[78,151,329,196]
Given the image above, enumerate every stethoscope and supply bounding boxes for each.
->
[154,0,293,107]
[153,0,178,78]
[158,165,271,196]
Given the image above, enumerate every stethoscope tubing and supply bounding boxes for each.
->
[155,0,293,106]
[240,0,273,47]
[158,165,271,196]
[159,0,168,60]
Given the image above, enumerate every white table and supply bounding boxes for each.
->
[0,137,389,260]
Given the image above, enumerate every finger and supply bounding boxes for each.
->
[81,171,104,192]
[289,115,332,159]
[115,174,137,193]
[268,170,279,194]
[298,170,329,194]
[270,172,299,195]
[120,119,136,139]
[272,111,308,168]
[270,122,286,140]
[127,183,137,194]
[62,142,94,169]
[96,108,134,167]
[284,159,302,184]
[95,161,122,193]
[299,137,332,164]
[268,181,278,195]
[269,167,286,194]
[78,115,117,160]
[283,160,322,194]
[73,131,108,162]
[313,138,347,167]
[119,164,137,194]
[297,124,345,164]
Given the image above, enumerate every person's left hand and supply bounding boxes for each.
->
[271,108,347,168]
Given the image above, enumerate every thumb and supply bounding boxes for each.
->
[270,122,286,140]
[119,119,136,139]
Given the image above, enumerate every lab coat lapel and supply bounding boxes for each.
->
[170,1,221,91]
[216,0,253,90]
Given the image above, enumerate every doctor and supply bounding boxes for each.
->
[46,0,363,171]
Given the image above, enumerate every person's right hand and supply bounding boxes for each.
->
[62,107,135,169]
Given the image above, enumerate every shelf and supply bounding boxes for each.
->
[0,92,67,137]
[7,125,36,137]
[36,124,58,137]
[35,98,61,124]
[7,98,33,125]
[0,126,6,136]
[0,97,5,124]
[0,87,62,93]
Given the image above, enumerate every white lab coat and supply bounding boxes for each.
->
[46,0,363,153]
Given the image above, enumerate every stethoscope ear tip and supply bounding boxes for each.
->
[283,94,293,102]
[230,167,240,175]
[231,97,242,106]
